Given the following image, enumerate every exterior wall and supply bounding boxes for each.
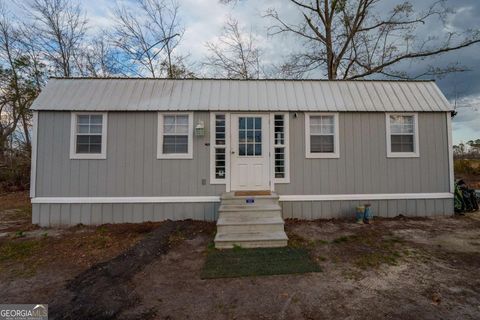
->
[32,202,220,226]
[32,110,452,226]
[32,199,452,227]
[35,111,224,197]
[281,199,453,220]
[276,112,450,194]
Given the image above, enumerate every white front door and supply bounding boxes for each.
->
[230,114,270,191]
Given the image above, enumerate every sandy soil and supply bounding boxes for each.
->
[0,192,479,319]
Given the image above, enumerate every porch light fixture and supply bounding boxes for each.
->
[195,120,205,136]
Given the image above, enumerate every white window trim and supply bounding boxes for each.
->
[157,112,193,159]
[210,112,231,185]
[386,112,420,158]
[271,113,290,183]
[305,112,340,159]
[70,112,108,160]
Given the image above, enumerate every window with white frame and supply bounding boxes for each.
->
[214,114,226,179]
[210,113,229,184]
[273,114,289,182]
[305,113,339,158]
[386,113,419,157]
[70,112,107,159]
[157,113,193,159]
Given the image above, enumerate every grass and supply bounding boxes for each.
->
[0,239,45,277]
[201,246,321,279]
[331,233,404,269]
[0,240,43,263]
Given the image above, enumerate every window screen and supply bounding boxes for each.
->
[389,115,415,153]
[75,114,103,154]
[163,115,189,154]
[309,115,335,153]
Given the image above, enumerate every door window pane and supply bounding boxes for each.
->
[238,117,262,156]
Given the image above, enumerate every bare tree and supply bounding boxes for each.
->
[265,0,480,79]
[24,0,87,77]
[74,31,123,77]
[204,18,262,79]
[0,4,42,160]
[112,0,188,78]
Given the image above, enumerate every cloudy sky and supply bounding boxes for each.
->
[16,0,480,144]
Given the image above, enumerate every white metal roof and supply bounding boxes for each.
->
[31,78,452,112]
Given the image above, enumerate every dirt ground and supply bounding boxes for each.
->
[1,192,480,319]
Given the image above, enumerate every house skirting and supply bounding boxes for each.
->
[31,193,453,227]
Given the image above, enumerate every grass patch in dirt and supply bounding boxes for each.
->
[0,239,43,263]
[0,239,45,277]
[330,232,405,269]
[201,247,321,279]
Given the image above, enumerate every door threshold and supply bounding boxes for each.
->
[234,190,272,197]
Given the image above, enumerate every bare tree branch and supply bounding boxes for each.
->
[203,17,263,79]
[112,0,189,78]
[266,0,480,79]
[24,0,87,77]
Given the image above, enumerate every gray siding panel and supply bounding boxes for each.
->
[281,199,453,220]
[33,110,452,226]
[32,198,452,227]
[33,202,220,227]
[36,111,225,197]
[275,112,450,195]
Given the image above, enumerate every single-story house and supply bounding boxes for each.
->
[30,78,454,248]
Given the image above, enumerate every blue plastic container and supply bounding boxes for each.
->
[356,206,365,223]
[364,204,373,223]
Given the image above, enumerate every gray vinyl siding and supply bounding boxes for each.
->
[35,111,224,197]
[32,202,220,226]
[281,199,453,220]
[275,112,450,195]
[33,110,452,226]
[32,199,451,226]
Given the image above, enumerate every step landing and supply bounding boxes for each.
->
[215,191,288,249]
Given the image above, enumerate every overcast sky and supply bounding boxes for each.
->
[17,0,480,144]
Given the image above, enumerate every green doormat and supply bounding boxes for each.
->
[201,247,321,279]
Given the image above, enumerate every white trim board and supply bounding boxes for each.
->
[279,193,453,201]
[32,193,453,204]
[32,196,221,204]
[446,113,454,193]
[30,111,39,198]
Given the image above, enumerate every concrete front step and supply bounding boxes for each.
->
[215,191,288,249]
[220,192,280,206]
[217,216,285,233]
[214,231,288,249]
[219,204,282,212]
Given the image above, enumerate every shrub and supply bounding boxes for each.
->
[0,148,31,192]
